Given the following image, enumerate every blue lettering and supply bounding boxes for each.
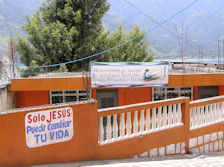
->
[26,126,31,134]
[34,134,40,144]
[64,129,69,138]
[41,133,47,142]
[50,131,54,140]
[58,130,63,139]
[48,124,51,130]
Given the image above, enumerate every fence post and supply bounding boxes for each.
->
[181,97,190,154]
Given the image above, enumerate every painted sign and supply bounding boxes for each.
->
[91,62,169,87]
[25,107,73,148]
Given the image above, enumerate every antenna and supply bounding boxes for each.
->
[223,40,224,69]
[218,40,221,68]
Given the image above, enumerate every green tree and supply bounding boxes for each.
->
[145,52,154,62]
[17,0,152,76]
[96,25,151,62]
[17,0,110,73]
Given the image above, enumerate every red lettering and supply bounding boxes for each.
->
[58,110,61,118]
[41,115,45,121]
[62,110,66,118]
[27,114,32,123]
[52,111,56,119]
[38,113,40,122]
[67,109,71,117]
[47,111,52,123]
[33,116,37,122]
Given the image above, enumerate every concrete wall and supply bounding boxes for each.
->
[0,84,16,112]
[1,96,224,166]
[16,91,50,108]
[0,100,98,166]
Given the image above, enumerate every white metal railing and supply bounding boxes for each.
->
[98,98,187,144]
[190,97,224,129]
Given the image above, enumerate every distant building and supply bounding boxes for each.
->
[4,62,224,110]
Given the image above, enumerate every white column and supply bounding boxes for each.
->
[120,113,125,137]
[193,107,197,127]
[201,106,205,125]
[146,109,151,131]
[133,111,139,133]
[177,103,182,124]
[217,103,221,121]
[209,104,212,123]
[113,114,118,138]
[157,107,162,128]
[168,105,172,126]
[126,112,132,135]
[210,104,214,122]
[190,108,193,128]
[221,102,224,120]
[173,104,177,125]
[205,105,209,124]
[163,106,167,127]
[106,115,112,140]
[140,110,145,132]
[213,103,217,122]
[152,108,156,129]
[98,117,104,142]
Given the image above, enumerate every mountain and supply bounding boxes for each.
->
[107,0,224,59]
[1,0,224,60]
[0,0,41,56]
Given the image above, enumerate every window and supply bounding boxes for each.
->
[96,89,118,109]
[101,97,114,109]
[152,87,193,101]
[198,86,218,99]
[50,90,91,104]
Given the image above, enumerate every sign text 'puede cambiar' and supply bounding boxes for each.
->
[25,107,74,148]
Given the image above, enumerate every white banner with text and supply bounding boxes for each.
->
[91,62,168,87]
[25,107,73,148]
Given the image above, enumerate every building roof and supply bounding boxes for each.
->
[8,62,224,92]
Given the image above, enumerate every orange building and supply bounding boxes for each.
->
[8,62,224,109]
[2,62,224,166]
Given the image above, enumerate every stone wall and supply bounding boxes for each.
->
[0,84,16,112]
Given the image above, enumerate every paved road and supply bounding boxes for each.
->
[31,151,224,167]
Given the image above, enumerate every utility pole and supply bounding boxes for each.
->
[218,40,221,69]
[223,40,224,69]
[8,36,16,78]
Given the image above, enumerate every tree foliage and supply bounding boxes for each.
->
[17,0,110,72]
[93,25,153,62]
[16,0,152,76]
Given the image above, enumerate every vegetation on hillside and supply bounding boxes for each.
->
[16,0,152,76]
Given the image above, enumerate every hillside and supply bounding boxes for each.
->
[107,0,224,59]
[1,0,224,60]
[0,0,41,55]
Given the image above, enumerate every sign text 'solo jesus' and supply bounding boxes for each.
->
[25,107,73,148]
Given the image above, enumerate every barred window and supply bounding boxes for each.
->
[152,87,193,101]
[50,90,91,104]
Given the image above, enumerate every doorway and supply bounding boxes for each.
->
[96,89,118,109]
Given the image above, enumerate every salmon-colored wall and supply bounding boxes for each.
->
[118,87,152,106]
[10,74,224,108]
[92,88,97,99]
[219,86,224,95]
[168,74,224,87]
[91,87,152,107]
[193,86,198,100]
[10,77,89,91]
[10,74,224,92]
[16,91,50,108]
[0,101,98,166]
[1,95,224,166]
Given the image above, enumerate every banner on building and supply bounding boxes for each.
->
[25,107,73,148]
[91,62,169,88]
